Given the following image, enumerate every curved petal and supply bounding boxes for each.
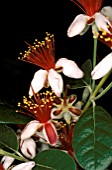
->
[101,6,112,21]
[29,69,48,96]
[51,107,63,119]
[94,12,112,34]
[21,120,39,140]
[67,14,89,37]
[91,52,112,79]
[56,58,84,78]
[48,69,63,97]
[43,122,58,146]
[11,161,35,170]
[20,138,36,159]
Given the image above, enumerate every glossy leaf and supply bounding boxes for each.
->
[33,149,76,170]
[73,106,112,170]
[0,104,32,124]
[0,124,18,152]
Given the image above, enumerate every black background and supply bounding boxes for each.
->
[0,0,112,114]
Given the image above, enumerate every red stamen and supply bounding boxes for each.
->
[71,0,104,16]
[19,33,55,70]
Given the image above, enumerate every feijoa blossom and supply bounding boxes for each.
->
[18,90,59,146]
[67,0,112,37]
[19,33,84,97]
[91,52,112,79]
[51,85,82,124]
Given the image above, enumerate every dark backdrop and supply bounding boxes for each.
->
[0,0,112,114]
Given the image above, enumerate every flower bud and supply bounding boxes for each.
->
[1,156,14,170]
[20,138,36,159]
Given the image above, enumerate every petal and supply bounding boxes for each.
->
[63,112,71,124]
[20,138,36,159]
[21,120,39,140]
[48,69,63,97]
[67,14,89,37]
[0,163,4,170]
[56,58,84,78]
[11,161,35,170]
[51,107,63,119]
[1,156,14,170]
[29,69,48,96]
[67,94,77,105]
[95,12,112,34]
[91,52,112,79]
[101,6,112,21]
[43,122,58,146]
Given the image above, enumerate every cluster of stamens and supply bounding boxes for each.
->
[18,32,55,70]
[99,30,112,49]
[17,91,56,121]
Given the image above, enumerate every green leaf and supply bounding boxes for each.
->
[73,106,112,170]
[0,104,32,124]
[0,124,18,152]
[81,59,92,85]
[33,149,76,170]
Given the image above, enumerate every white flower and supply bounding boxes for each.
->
[67,2,112,37]
[11,161,35,170]
[29,58,84,97]
[20,138,36,159]
[1,156,14,170]
[91,52,112,79]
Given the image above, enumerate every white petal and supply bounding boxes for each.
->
[11,161,35,170]
[95,12,112,34]
[101,6,112,21]
[91,52,112,79]
[29,69,48,96]
[20,138,36,159]
[67,14,89,37]
[56,58,84,78]
[21,120,39,140]
[48,69,63,97]
[1,156,14,169]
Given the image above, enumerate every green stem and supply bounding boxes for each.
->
[0,149,28,162]
[92,38,97,90]
[83,69,112,113]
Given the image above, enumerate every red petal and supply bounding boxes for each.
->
[0,163,5,170]
[44,122,57,145]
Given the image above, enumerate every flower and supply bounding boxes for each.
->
[91,52,112,79]
[19,32,84,97]
[67,0,112,37]
[20,138,36,159]
[51,85,82,124]
[11,161,35,170]
[18,90,59,146]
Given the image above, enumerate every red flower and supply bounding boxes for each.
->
[17,90,58,146]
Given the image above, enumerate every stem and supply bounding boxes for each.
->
[0,149,28,162]
[83,69,112,113]
[92,38,97,90]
